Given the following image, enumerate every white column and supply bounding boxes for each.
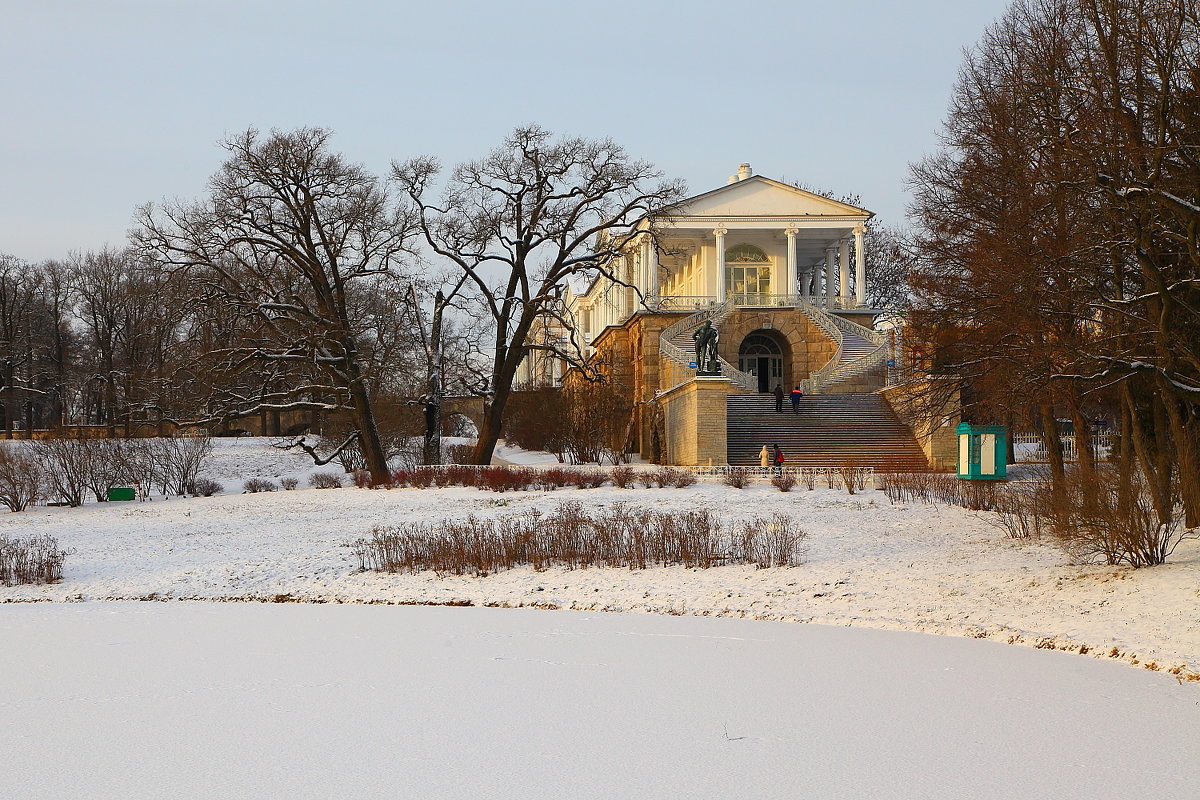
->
[824,247,836,305]
[838,239,850,301]
[800,269,809,297]
[638,239,649,293]
[647,236,659,298]
[854,224,868,307]
[785,226,798,297]
[714,227,727,300]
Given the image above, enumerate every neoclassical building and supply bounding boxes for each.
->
[518,165,953,470]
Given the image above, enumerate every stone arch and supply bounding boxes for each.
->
[443,412,478,438]
[715,309,838,389]
[439,396,485,438]
[737,328,792,393]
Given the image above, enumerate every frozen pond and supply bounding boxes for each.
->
[1,602,1197,799]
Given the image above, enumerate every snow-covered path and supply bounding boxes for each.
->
[1,602,1196,799]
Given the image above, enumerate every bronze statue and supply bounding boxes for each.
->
[692,320,720,374]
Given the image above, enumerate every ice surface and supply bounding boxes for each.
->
[0,603,1196,799]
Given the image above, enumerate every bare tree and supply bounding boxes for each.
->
[135,127,417,483]
[393,125,683,464]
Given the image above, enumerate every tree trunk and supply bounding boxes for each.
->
[1038,402,1068,527]
[423,294,445,466]
[1155,375,1199,528]
[1068,393,1095,482]
[345,364,390,485]
[1121,381,1173,525]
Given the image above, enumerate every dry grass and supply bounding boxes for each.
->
[354,502,806,576]
[0,534,68,585]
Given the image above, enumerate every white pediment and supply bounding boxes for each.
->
[667,176,870,219]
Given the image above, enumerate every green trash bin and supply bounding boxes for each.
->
[107,487,136,501]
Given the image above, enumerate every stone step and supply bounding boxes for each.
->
[726,391,930,470]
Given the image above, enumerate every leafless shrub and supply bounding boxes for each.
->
[988,482,1046,540]
[158,435,213,495]
[0,534,68,585]
[478,466,535,492]
[536,468,572,491]
[243,477,277,493]
[444,465,479,487]
[86,438,133,502]
[352,469,373,488]
[280,477,299,491]
[723,467,753,489]
[800,467,817,490]
[837,463,859,495]
[0,444,44,511]
[192,477,223,496]
[354,502,806,575]
[31,437,92,507]
[730,513,806,568]
[771,472,797,492]
[568,469,609,489]
[446,443,476,465]
[669,469,697,488]
[408,467,436,488]
[610,465,637,488]
[1054,468,1192,567]
[309,472,344,489]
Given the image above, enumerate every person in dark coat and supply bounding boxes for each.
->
[790,385,804,413]
[773,383,785,413]
[772,444,785,475]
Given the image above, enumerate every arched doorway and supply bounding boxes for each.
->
[738,331,786,393]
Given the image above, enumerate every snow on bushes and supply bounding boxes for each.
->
[353,502,806,576]
[243,478,277,493]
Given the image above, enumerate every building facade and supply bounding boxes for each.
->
[518,165,954,470]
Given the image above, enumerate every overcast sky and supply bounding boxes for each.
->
[2,0,1010,261]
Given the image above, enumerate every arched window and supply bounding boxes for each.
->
[725,244,771,300]
[726,243,770,263]
[739,333,783,356]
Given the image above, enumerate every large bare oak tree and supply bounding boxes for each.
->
[136,127,416,483]
[393,126,683,465]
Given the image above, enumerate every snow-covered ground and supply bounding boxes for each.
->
[1,602,1197,800]
[2,437,1198,680]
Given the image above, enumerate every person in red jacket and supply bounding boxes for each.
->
[772,443,785,475]
[790,385,804,413]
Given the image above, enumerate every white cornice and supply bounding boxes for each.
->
[661,216,868,226]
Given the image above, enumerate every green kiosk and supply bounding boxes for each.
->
[956,423,1007,480]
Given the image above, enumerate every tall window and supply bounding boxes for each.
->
[726,244,771,300]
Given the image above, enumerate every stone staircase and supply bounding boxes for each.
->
[726,393,931,471]
[657,297,888,395]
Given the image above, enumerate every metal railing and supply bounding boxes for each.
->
[649,293,869,312]
[1012,433,1114,463]
[658,300,758,392]
[655,295,890,395]
[645,295,719,312]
